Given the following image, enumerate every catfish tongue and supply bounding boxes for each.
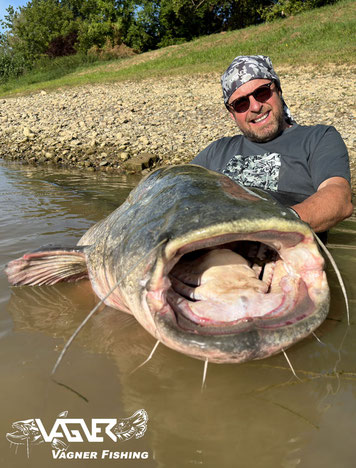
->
[170,249,276,323]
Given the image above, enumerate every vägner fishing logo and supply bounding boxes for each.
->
[6,409,149,459]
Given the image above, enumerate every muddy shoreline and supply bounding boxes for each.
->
[0,69,355,192]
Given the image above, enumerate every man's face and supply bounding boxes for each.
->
[228,79,288,143]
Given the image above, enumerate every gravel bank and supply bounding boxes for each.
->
[0,68,355,192]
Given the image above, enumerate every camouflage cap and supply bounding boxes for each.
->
[221,55,294,123]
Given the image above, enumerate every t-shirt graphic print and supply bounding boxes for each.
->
[222,152,281,191]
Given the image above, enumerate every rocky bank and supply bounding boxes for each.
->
[0,68,355,192]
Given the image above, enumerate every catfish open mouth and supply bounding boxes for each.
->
[147,229,329,361]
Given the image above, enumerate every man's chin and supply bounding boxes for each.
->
[243,126,281,143]
[242,118,286,143]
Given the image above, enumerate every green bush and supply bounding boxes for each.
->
[32,53,99,75]
[87,37,137,60]
[0,52,29,83]
[76,20,114,53]
[0,52,99,85]
[260,0,339,21]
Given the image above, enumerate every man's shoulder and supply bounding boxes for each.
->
[288,123,339,136]
[278,123,344,149]
[192,134,244,169]
[205,134,244,147]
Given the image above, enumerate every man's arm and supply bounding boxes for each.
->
[292,177,353,232]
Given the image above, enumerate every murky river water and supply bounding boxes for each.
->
[0,160,355,468]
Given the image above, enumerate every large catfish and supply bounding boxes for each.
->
[6,165,329,363]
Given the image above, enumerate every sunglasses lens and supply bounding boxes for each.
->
[233,97,249,113]
[254,86,272,102]
[230,84,273,113]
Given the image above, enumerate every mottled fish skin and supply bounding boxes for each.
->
[6,165,329,363]
[76,165,329,363]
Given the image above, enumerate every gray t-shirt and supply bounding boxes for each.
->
[192,124,350,206]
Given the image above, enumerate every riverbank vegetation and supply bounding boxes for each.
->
[0,0,354,96]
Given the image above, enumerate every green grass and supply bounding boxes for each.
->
[1,0,355,97]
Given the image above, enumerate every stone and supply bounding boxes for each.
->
[23,127,35,137]
[122,153,159,172]
[119,152,129,161]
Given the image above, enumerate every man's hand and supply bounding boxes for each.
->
[292,177,353,232]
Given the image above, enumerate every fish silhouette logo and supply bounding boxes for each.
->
[113,409,148,441]
[6,411,69,458]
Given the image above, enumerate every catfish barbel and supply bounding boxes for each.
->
[5,165,330,364]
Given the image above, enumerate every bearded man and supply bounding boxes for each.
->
[192,55,353,239]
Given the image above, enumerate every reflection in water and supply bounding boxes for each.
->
[0,161,355,467]
[6,281,356,467]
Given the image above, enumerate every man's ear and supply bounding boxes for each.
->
[228,111,236,123]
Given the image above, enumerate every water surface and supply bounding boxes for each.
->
[0,161,355,468]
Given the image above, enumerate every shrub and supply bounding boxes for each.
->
[0,52,29,83]
[87,38,137,60]
[260,0,339,21]
[46,31,78,58]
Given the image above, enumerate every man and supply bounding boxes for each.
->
[192,55,353,236]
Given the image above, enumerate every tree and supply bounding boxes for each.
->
[0,28,28,82]
[56,0,137,52]
[124,0,161,51]
[158,0,270,47]
[1,0,76,62]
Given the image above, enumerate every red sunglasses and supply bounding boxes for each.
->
[227,82,274,113]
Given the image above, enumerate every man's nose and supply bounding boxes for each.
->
[249,96,263,112]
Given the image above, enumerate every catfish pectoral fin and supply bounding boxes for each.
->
[5,245,89,286]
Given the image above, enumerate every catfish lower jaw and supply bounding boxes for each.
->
[146,230,329,363]
[165,274,318,328]
[165,277,308,334]
[153,290,324,364]
[152,279,327,364]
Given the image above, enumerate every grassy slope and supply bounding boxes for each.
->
[1,0,355,96]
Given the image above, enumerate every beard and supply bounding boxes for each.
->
[238,101,287,143]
